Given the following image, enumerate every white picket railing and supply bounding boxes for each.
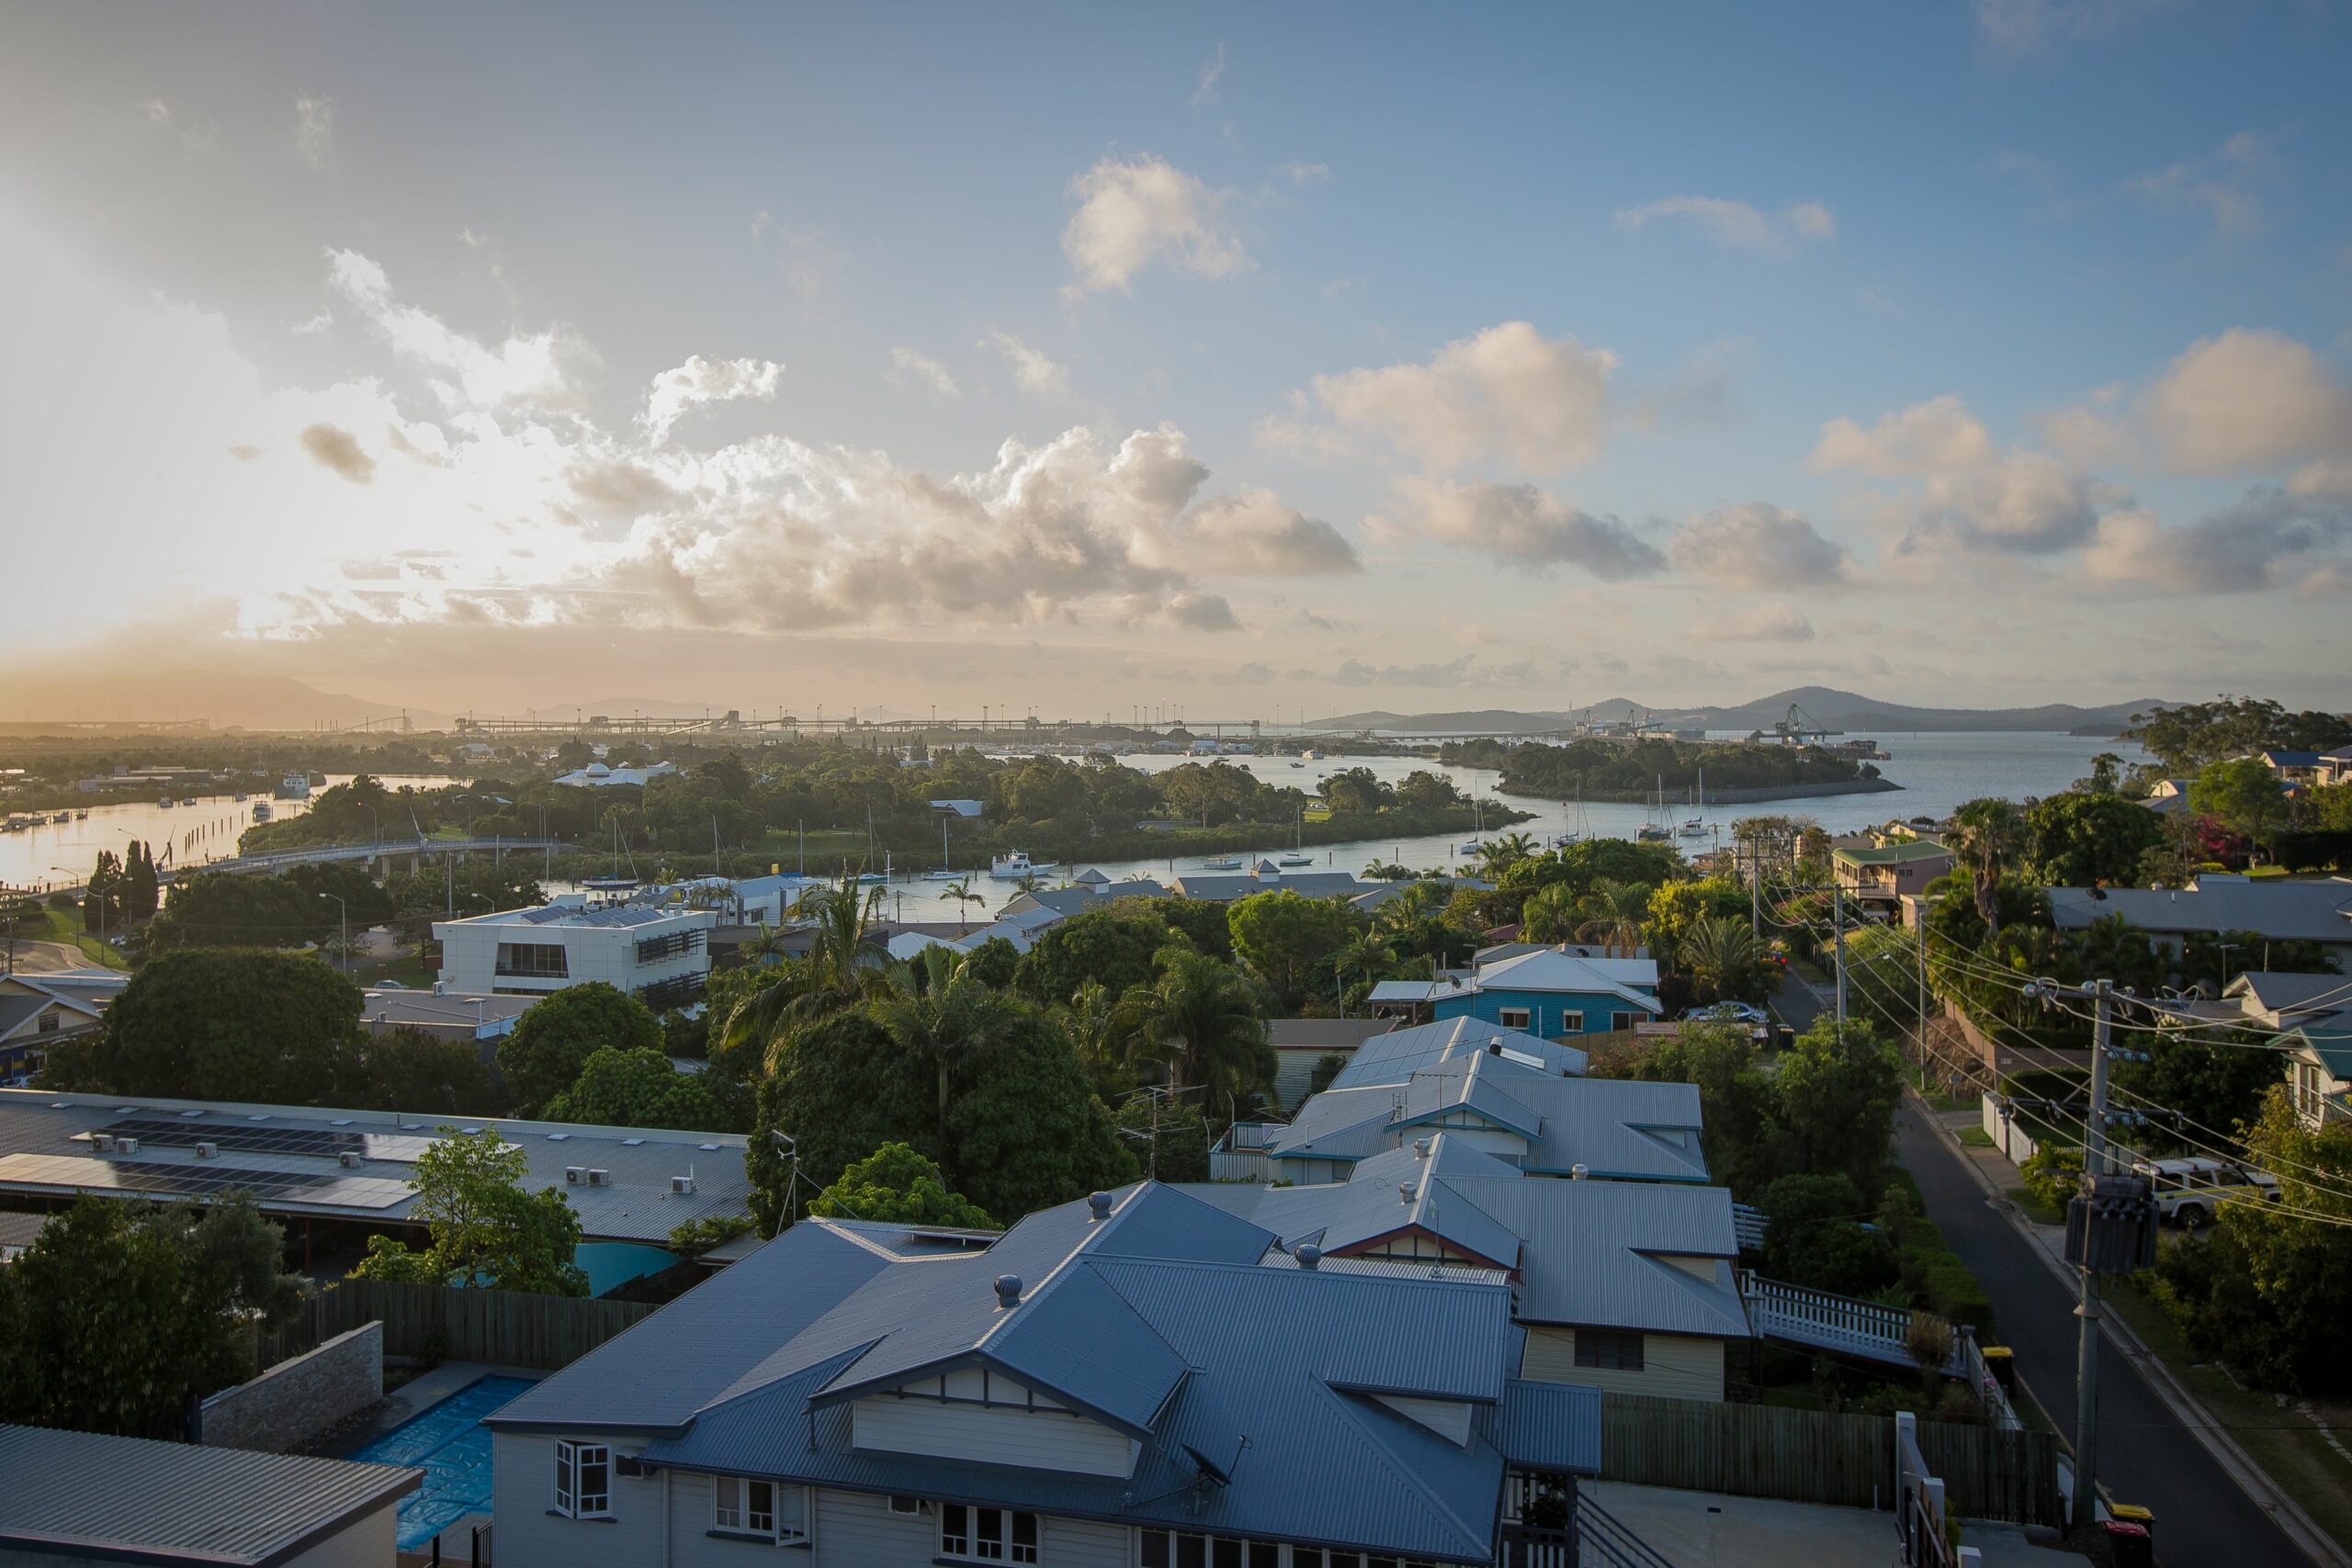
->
[1740,1273,1962,1374]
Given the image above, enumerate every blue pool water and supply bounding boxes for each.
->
[351,1374,537,1549]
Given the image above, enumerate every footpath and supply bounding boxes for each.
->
[1907,1090,2350,1568]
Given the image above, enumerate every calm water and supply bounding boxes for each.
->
[0,773,453,894]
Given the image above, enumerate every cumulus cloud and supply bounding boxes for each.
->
[326,248,589,411]
[1811,395,2098,552]
[1191,42,1227,108]
[889,346,960,398]
[1306,321,1618,474]
[640,354,784,444]
[981,331,1069,395]
[2138,328,2352,474]
[1062,154,1250,294]
[1162,490,1359,576]
[1692,602,1816,643]
[1613,197,1836,255]
[1329,655,1543,690]
[294,94,334,169]
[2127,131,2267,239]
[2083,490,2352,595]
[1668,502,1852,589]
[1385,476,1665,579]
[1974,0,2165,59]
[1277,161,1330,186]
[299,423,374,483]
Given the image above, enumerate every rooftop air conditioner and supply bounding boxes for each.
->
[116,1137,139,1156]
[564,1166,585,1184]
[671,1176,695,1196]
[336,1150,364,1169]
[586,1168,610,1186]
[195,1142,218,1159]
[90,1133,115,1154]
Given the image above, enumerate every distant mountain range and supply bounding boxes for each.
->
[1313,686,2171,737]
[0,671,447,733]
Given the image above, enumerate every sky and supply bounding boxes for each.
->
[1,0,2348,726]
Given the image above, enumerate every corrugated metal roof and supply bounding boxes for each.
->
[2047,877,2352,944]
[0,1424,417,1564]
[1329,1018,1588,1089]
[1496,1379,1601,1474]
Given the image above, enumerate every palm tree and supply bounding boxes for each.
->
[1062,979,1132,1093]
[942,876,986,936]
[1332,930,1397,1009]
[1476,831,1537,879]
[1947,798,2024,935]
[1118,947,1273,1117]
[717,873,888,1061]
[1576,879,1651,957]
[1520,882,1578,942]
[872,945,1024,1154]
[1679,916,1762,1004]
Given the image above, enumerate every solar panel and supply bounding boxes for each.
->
[92,1117,438,1164]
[0,1153,413,1210]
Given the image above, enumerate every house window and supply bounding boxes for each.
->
[1137,1530,1282,1567]
[552,1439,610,1517]
[714,1477,807,1542]
[1497,1007,1532,1030]
[496,942,569,978]
[37,1011,60,1033]
[940,1505,1037,1563]
[1576,1330,1645,1371]
[1555,1011,1584,1034]
[1610,1011,1636,1033]
[1287,1552,1439,1568]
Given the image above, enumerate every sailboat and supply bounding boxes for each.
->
[1679,766,1707,837]
[923,817,962,879]
[1547,785,1584,850]
[1279,806,1313,866]
[1637,775,1672,842]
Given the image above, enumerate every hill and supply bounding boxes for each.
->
[1315,687,2168,736]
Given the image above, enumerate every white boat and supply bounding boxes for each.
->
[923,869,964,882]
[989,852,1057,881]
[1678,818,1706,838]
[1277,852,1314,867]
[1302,749,1325,761]
[1289,761,1306,769]
[1546,833,1579,850]
[74,809,89,820]
[277,774,311,799]
[1459,840,1485,854]
[1197,855,1244,872]
[157,797,174,809]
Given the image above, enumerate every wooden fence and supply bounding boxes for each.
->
[249,1280,653,1373]
[1600,1393,2064,1528]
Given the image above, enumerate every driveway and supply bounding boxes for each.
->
[1894,1105,2314,1566]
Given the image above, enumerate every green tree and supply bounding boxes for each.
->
[62,950,362,1104]
[1772,1019,1904,1198]
[1947,798,2026,934]
[716,877,888,1056]
[1476,831,1539,878]
[338,1025,505,1116]
[542,1046,745,1131]
[1112,1090,1212,1181]
[944,1012,1136,1222]
[1647,877,1748,961]
[2189,757,2290,853]
[1756,1173,1888,1296]
[873,947,1023,1154]
[1117,946,1274,1115]
[1154,897,1237,963]
[146,871,335,951]
[2129,698,2351,773]
[498,982,662,1113]
[1518,882,1580,943]
[1679,916,1770,1005]
[1576,879,1652,957]
[1228,888,1359,1006]
[1595,1022,1775,1192]
[2111,1028,2286,1151]
[808,1143,996,1227]
[2022,792,2167,886]
[1015,904,1176,1004]
[750,1010,931,1231]
[350,1128,587,1295]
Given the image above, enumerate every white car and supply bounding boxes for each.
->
[2132,1156,2280,1231]
[1686,1002,1768,1025]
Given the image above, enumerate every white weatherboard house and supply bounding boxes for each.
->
[481,1183,1602,1568]
[433,901,717,1008]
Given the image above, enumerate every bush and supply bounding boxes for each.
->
[2019,1145,2084,1213]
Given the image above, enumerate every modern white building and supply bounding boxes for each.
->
[433,902,717,1009]
[552,761,679,788]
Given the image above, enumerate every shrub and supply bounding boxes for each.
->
[2019,1145,2084,1213]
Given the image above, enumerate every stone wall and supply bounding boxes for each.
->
[199,1320,383,1453]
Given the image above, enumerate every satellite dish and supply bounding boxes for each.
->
[1182,1443,1233,1488]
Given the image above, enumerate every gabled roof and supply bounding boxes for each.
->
[1329,1018,1588,1089]
[1453,948,1663,1011]
[2047,877,2352,945]
[2226,971,2352,1017]
[1834,840,1955,865]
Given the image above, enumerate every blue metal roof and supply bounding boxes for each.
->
[1496,1379,1601,1475]
[1329,1018,1589,1090]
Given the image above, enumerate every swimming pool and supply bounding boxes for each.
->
[350,1374,537,1550]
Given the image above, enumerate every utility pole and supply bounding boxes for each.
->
[1832,881,1847,1033]
[1916,916,1930,1077]
[2075,977,2113,1529]
[1748,841,1760,940]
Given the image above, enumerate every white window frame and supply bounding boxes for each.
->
[1497,1006,1532,1030]
[552,1439,611,1519]
[713,1476,808,1542]
[1556,1010,1585,1033]
[939,1504,1038,1564]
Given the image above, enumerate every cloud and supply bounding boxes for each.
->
[1165,489,1359,576]
[2083,489,2352,594]
[1692,602,1816,643]
[1974,0,2165,60]
[326,248,589,411]
[290,310,334,336]
[299,423,375,484]
[2126,131,2268,239]
[1276,161,1329,186]
[1386,476,1666,579]
[1306,321,1618,474]
[1328,654,1543,690]
[2137,328,2352,474]
[1061,154,1250,294]
[1668,502,1852,589]
[1162,591,1238,630]
[226,444,261,462]
[135,96,213,152]
[980,331,1069,395]
[1613,197,1836,255]
[294,94,334,170]
[1811,394,2097,552]
[457,228,491,249]
[1191,42,1226,108]
[889,346,960,398]
[640,355,784,444]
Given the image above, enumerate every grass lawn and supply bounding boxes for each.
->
[2105,1274,2352,1554]
[6,905,130,970]
[2004,1186,2065,1226]
[344,952,437,988]
[1956,1126,1995,1148]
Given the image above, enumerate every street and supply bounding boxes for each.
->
[1894,1106,2313,1566]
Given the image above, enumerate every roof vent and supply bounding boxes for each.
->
[1399,1182,1417,1206]
[1295,1245,1321,1270]
[1570,1163,1589,1180]
[1413,1138,1430,1160]
[994,1274,1024,1310]
[1087,1191,1114,1222]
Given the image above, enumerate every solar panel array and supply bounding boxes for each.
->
[0,1152,412,1210]
[93,1116,437,1164]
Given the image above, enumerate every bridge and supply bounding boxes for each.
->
[167,837,574,880]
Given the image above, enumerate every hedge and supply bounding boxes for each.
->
[2272,829,2352,874]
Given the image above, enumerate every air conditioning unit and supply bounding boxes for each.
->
[586,1168,610,1186]
[564,1166,585,1184]
[671,1176,695,1196]
[888,1497,926,1517]
[195,1142,218,1159]
[116,1137,139,1156]
[90,1134,115,1154]
[336,1150,364,1169]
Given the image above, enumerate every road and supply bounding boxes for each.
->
[1894,1106,2312,1566]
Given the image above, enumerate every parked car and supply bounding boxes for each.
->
[1685,1001,1769,1025]
[2131,1156,2281,1230]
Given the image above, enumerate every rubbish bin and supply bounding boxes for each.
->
[1980,1345,2015,1395]
[1776,1024,1795,1051]
[2100,1520,2152,1568]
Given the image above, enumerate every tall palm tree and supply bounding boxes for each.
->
[1947,798,2024,934]
[942,875,986,935]
[1576,879,1651,957]
[872,945,1023,1153]
[1520,882,1578,943]
[1332,930,1397,1008]
[1062,978,1132,1094]
[1679,916,1762,1004]
[1476,831,1537,879]
[718,873,888,1060]
[1118,947,1273,1117]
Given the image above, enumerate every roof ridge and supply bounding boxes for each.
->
[1316,1382,1496,1560]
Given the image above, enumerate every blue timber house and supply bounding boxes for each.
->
[1427,948,1665,1040]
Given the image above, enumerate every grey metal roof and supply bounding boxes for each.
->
[0,994,55,1038]
[1497,1379,1601,1475]
[503,1183,1544,1562]
[510,901,709,929]
[0,1424,418,1565]
[1460,948,1664,1010]
[0,1090,752,1246]
[2228,971,2352,1015]
[1165,871,1374,903]
[2046,876,2352,946]
[1329,1018,1589,1090]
